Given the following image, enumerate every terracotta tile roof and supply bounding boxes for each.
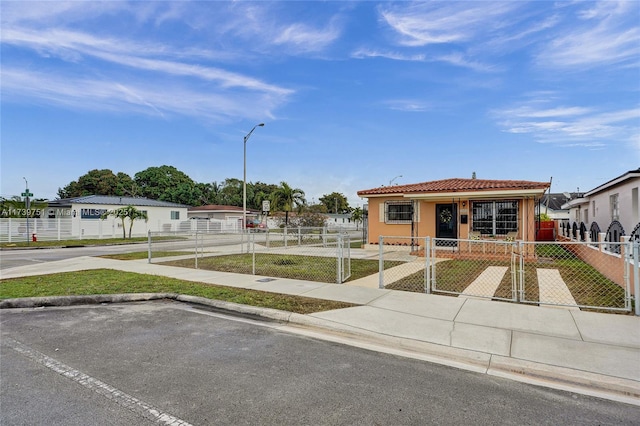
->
[357,178,550,196]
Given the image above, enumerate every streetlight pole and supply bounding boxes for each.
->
[243,123,264,250]
[389,175,402,186]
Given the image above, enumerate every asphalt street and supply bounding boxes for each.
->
[2,301,638,425]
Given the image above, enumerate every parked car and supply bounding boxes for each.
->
[246,219,267,230]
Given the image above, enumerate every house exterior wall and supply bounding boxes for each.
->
[187,211,242,221]
[564,174,640,241]
[588,178,639,235]
[365,196,538,246]
[64,203,188,237]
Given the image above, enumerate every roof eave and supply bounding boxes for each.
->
[408,188,546,200]
[360,188,547,199]
[584,171,640,196]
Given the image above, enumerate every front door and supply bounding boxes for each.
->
[436,204,457,242]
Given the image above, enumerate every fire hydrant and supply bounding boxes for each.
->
[32,233,37,242]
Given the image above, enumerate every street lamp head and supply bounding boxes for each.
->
[258,123,265,127]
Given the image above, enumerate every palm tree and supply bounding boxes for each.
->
[126,206,148,238]
[351,207,364,230]
[101,205,148,239]
[271,182,306,226]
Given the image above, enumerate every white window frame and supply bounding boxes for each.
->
[384,201,414,224]
[609,194,619,222]
[472,200,518,236]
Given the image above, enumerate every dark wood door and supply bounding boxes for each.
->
[436,204,457,241]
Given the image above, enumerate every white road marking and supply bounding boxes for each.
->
[4,337,193,426]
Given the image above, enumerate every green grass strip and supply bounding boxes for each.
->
[0,269,356,314]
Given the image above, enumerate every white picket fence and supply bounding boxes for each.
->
[0,217,242,242]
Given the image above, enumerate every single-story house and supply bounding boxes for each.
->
[535,193,578,221]
[187,205,260,232]
[46,195,189,237]
[187,204,258,221]
[561,168,640,242]
[357,177,550,247]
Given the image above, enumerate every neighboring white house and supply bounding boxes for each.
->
[535,193,578,221]
[187,204,260,232]
[44,195,190,238]
[561,169,640,242]
[187,204,257,221]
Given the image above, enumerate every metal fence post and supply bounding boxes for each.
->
[425,237,431,294]
[634,240,639,316]
[252,232,256,275]
[336,234,342,284]
[378,235,384,289]
[147,230,152,264]
[323,226,327,248]
[195,231,199,269]
[518,241,525,302]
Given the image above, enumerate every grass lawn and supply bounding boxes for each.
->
[1,236,181,248]
[0,269,356,314]
[387,253,626,311]
[161,254,403,284]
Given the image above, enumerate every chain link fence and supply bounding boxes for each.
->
[374,236,427,292]
[518,241,632,312]
[147,227,360,284]
[429,237,518,302]
[377,236,637,314]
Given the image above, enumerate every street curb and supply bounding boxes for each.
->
[1,293,638,406]
[0,293,177,308]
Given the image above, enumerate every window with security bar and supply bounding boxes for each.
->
[385,201,413,223]
[472,200,518,235]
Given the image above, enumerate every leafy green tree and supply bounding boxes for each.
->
[100,205,148,239]
[305,202,328,214]
[115,172,139,197]
[134,165,201,205]
[58,169,122,198]
[271,181,306,225]
[217,178,243,206]
[250,181,278,210]
[195,182,215,205]
[319,192,350,213]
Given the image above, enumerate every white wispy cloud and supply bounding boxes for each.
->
[537,1,640,69]
[351,48,425,61]
[384,100,432,113]
[3,27,283,91]
[273,19,342,53]
[1,23,293,121]
[1,66,287,123]
[378,2,521,47]
[434,52,500,73]
[494,100,640,147]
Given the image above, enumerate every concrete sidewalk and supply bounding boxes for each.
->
[1,256,639,405]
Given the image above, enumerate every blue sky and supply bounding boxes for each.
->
[1,1,639,207]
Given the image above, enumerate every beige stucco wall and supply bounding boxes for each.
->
[366,196,539,245]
